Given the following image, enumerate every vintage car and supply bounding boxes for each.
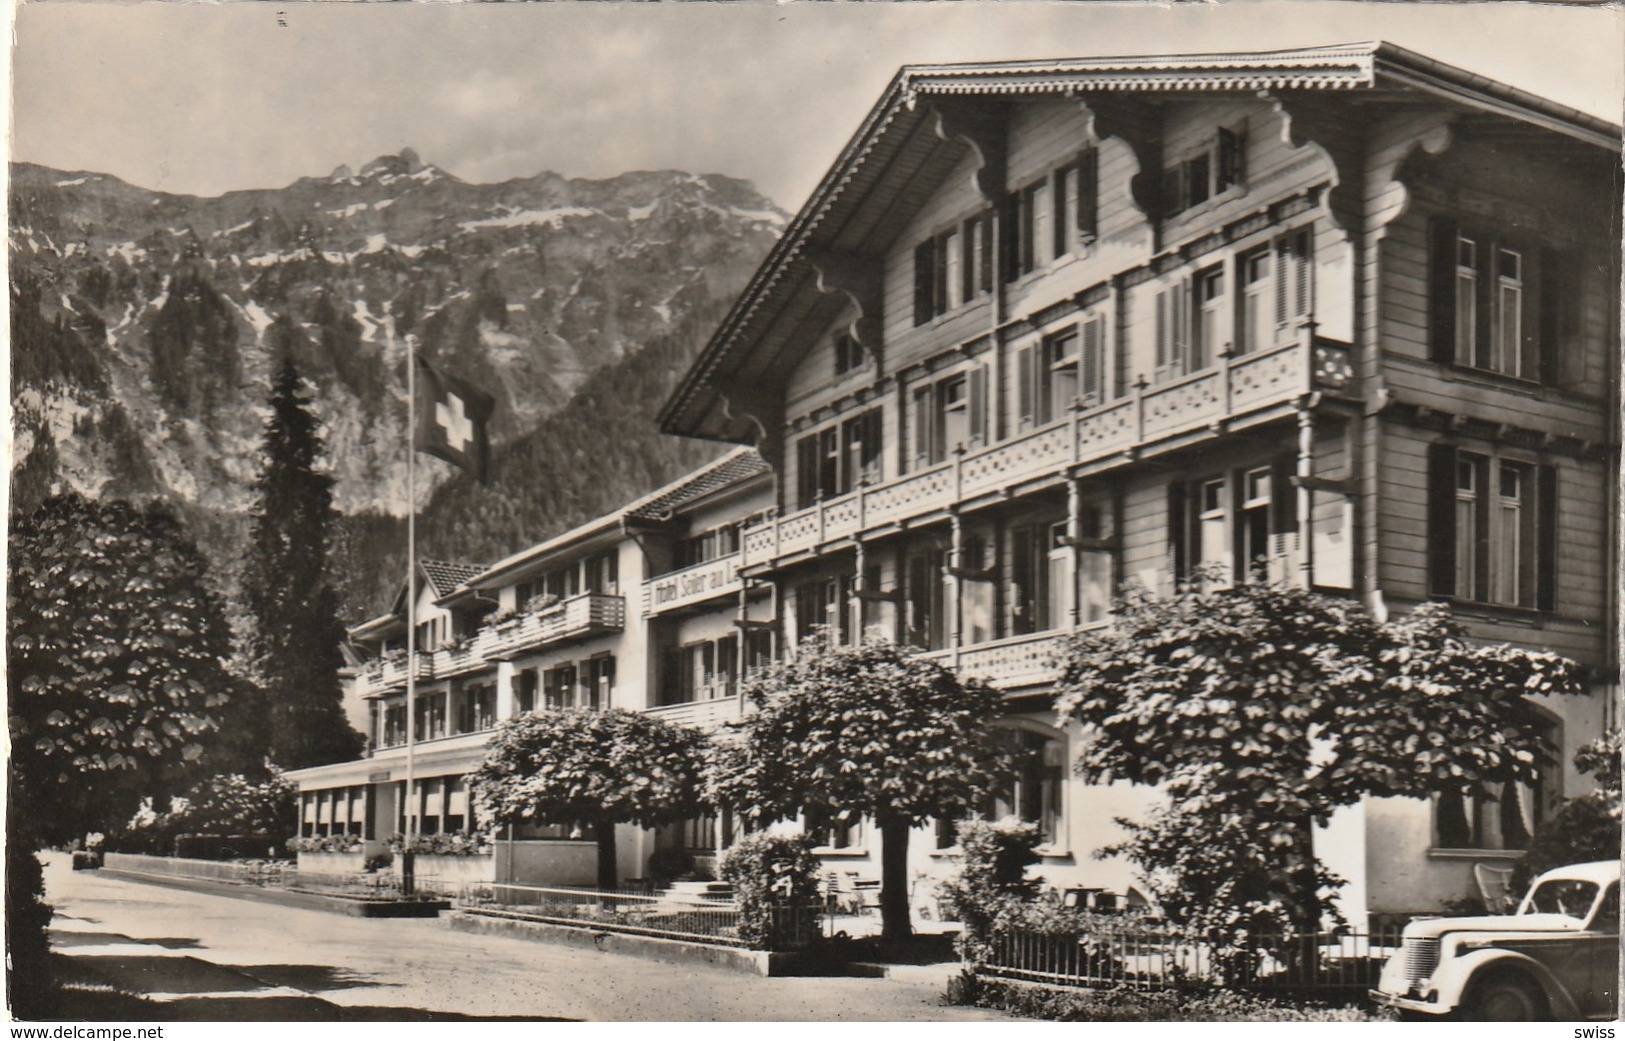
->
[1371,860,1620,1021]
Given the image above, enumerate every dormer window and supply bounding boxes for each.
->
[1163,125,1246,218]
[833,333,866,377]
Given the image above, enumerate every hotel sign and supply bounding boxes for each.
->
[648,555,742,616]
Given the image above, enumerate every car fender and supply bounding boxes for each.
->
[1439,947,1581,1020]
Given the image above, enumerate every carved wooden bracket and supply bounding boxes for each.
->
[931,100,1008,204]
[1263,91,1362,234]
[715,377,785,472]
[1370,115,1455,240]
[808,249,885,374]
[1079,95,1161,222]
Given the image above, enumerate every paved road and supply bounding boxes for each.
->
[41,855,1009,1022]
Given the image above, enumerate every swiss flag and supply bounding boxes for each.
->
[414,354,495,482]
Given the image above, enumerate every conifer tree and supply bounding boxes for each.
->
[243,357,363,769]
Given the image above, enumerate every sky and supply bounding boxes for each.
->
[10,2,1624,214]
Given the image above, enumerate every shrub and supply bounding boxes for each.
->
[935,817,1044,960]
[386,830,493,856]
[363,852,394,872]
[175,834,284,860]
[648,847,695,882]
[720,832,822,950]
[286,834,364,854]
[71,851,103,871]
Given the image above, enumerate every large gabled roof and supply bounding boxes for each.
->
[659,42,1621,444]
[468,446,769,588]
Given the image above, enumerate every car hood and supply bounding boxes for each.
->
[1404,913,1583,938]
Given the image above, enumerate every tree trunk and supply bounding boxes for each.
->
[595,820,618,893]
[1283,814,1321,981]
[878,810,912,941]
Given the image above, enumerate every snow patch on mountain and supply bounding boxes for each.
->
[459,207,598,231]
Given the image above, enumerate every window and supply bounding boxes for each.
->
[1016,317,1104,429]
[1077,502,1114,625]
[1164,125,1246,217]
[1169,463,1296,585]
[1053,149,1100,256]
[833,333,866,376]
[676,523,742,569]
[1011,519,1066,635]
[1427,444,1556,610]
[457,683,497,733]
[795,409,883,508]
[382,703,408,747]
[1153,280,1194,383]
[543,664,577,710]
[1194,266,1224,371]
[806,806,862,851]
[912,368,987,469]
[985,727,1066,847]
[584,552,618,595]
[904,546,947,650]
[584,655,615,710]
[1430,219,1562,382]
[1435,716,1560,851]
[413,692,447,741]
[743,628,775,676]
[515,670,537,716]
[1239,248,1272,355]
[914,226,961,325]
[794,576,852,646]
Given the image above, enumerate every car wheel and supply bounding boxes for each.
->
[1463,972,1547,1022]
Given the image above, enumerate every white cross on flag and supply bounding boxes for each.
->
[414,354,496,482]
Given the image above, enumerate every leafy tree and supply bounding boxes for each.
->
[114,771,297,855]
[241,357,362,769]
[714,632,1006,940]
[719,832,823,950]
[8,494,238,1003]
[470,708,709,891]
[1055,577,1584,937]
[1512,728,1622,892]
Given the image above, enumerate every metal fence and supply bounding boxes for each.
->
[459,881,819,950]
[977,926,1404,1001]
[103,852,288,886]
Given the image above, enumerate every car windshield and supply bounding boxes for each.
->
[1523,879,1600,919]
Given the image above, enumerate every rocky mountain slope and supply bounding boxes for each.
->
[10,152,782,615]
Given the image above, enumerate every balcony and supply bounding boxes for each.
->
[742,334,1352,570]
[480,592,626,662]
[352,593,627,697]
[643,555,743,618]
[921,630,1072,691]
[643,695,747,732]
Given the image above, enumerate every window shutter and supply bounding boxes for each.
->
[1473,238,1495,370]
[1052,169,1069,259]
[1428,219,1458,364]
[960,221,976,304]
[1080,317,1103,405]
[795,435,819,509]
[978,213,995,293]
[1536,464,1558,612]
[912,385,934,469]
[913,240,935,327]
[968,365,987,444]
[1217,127,1244,191]
[1272,457,1297,536]
[1293,230,1312,322]
[1537,247,1566,386]
[999,196,1020,283]
[1174,278,1192,370]
[1426,441,1458,597]
[1167,482,1188,582]
[1154,290,1170,372]
[1076,147,1099,240]
[1017,346,1035,426]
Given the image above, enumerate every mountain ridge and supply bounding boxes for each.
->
[10,151,780,615]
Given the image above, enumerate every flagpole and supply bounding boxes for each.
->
[404,338,418,896]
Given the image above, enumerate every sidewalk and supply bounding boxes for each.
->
[36,854,1007,1022]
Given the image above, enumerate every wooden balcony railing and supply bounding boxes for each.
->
[743,333,1351,568]
[643,697,746,732]
[354,593,627,697]
[921,630,1072,691]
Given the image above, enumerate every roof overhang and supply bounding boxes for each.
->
[659,42,1620,444]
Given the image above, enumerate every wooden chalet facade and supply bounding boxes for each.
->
[658,44,1622,923]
